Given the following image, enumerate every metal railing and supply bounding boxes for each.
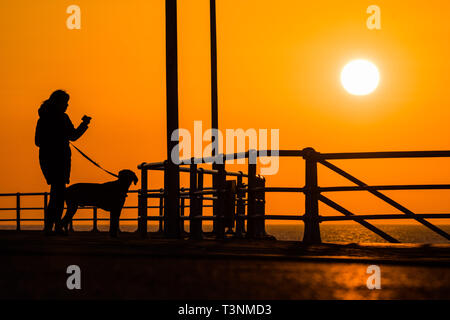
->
[137,148,450,243]
[2,148,450,243]
[0,190,156,232]
[0,189,214,232]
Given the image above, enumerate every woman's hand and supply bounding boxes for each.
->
[82,115,92,124]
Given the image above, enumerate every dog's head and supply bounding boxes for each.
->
[118,169,138,186]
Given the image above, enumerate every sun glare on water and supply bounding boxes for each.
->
[340,59,380,96]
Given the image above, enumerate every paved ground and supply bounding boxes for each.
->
[1,231,449,299]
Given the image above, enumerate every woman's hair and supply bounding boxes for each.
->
[39,90,70,116]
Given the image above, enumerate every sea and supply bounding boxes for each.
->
[4,223,450,244]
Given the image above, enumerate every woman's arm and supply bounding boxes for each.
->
[65,114,89,141]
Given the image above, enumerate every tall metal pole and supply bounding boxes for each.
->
[210,0,220,232]
[210,0,218,140]
[165,0,181,238]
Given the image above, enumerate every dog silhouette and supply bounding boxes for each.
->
[60,169,138,237]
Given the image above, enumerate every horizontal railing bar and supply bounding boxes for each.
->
[145,213,450,222]
[183,190,217,196]
[179,195,217,200]
[0,190,150,197]
[0,193,47,197]
[319,184,450,192]
[178,187,215,191]
[146,194,164,198]
[138,161,165,169]
[0,207,42,211]
[264,215,305,220]
[139,150,305,169]
[178,150,303,165]
[0,205,163,210]
[122,206,161,209]
[180,167,218,174]
[4,213,449,223]
[320,214,450,221]
[2,218,141,222]
[128,189,163,193]
[138,150,450,167]
[0,206,166,212]
[261,187,304,192]
[144,165,250,178]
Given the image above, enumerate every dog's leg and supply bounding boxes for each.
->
[61,202,78,234]
[109,209,121,238]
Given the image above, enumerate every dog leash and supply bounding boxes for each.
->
[69,142,119,178]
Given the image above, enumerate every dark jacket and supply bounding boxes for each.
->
[35,104,88,185]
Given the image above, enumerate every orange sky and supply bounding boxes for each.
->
[1,0,450,226]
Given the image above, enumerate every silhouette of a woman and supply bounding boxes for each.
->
[35,90,91,235]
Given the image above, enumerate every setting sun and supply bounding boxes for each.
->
[340,59,380,96]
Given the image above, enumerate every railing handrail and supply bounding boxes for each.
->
[139,149,303,169]
[138,149,450,169]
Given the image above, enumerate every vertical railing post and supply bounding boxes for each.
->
[163,161,168,233]
[43,192,48,231]
[69,219,74,232]
[16,193,20,231]
[256,176,266,237]
[224,180,236,234]
[212,164,218,234]
[235,173,245,238]
[215,157,226,239]
[247,150,257,238]
[92,207,98,232]
[190,163,202,239]
[180,192,185,233]
[159,189,164,233]
[197,168,204,234]
[163,159,181,237]
[138,164,148,237]
[302,147,321,243]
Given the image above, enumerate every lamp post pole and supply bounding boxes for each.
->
[210,0,221,233]
[165,0,181,238]
[210,0,218,138]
